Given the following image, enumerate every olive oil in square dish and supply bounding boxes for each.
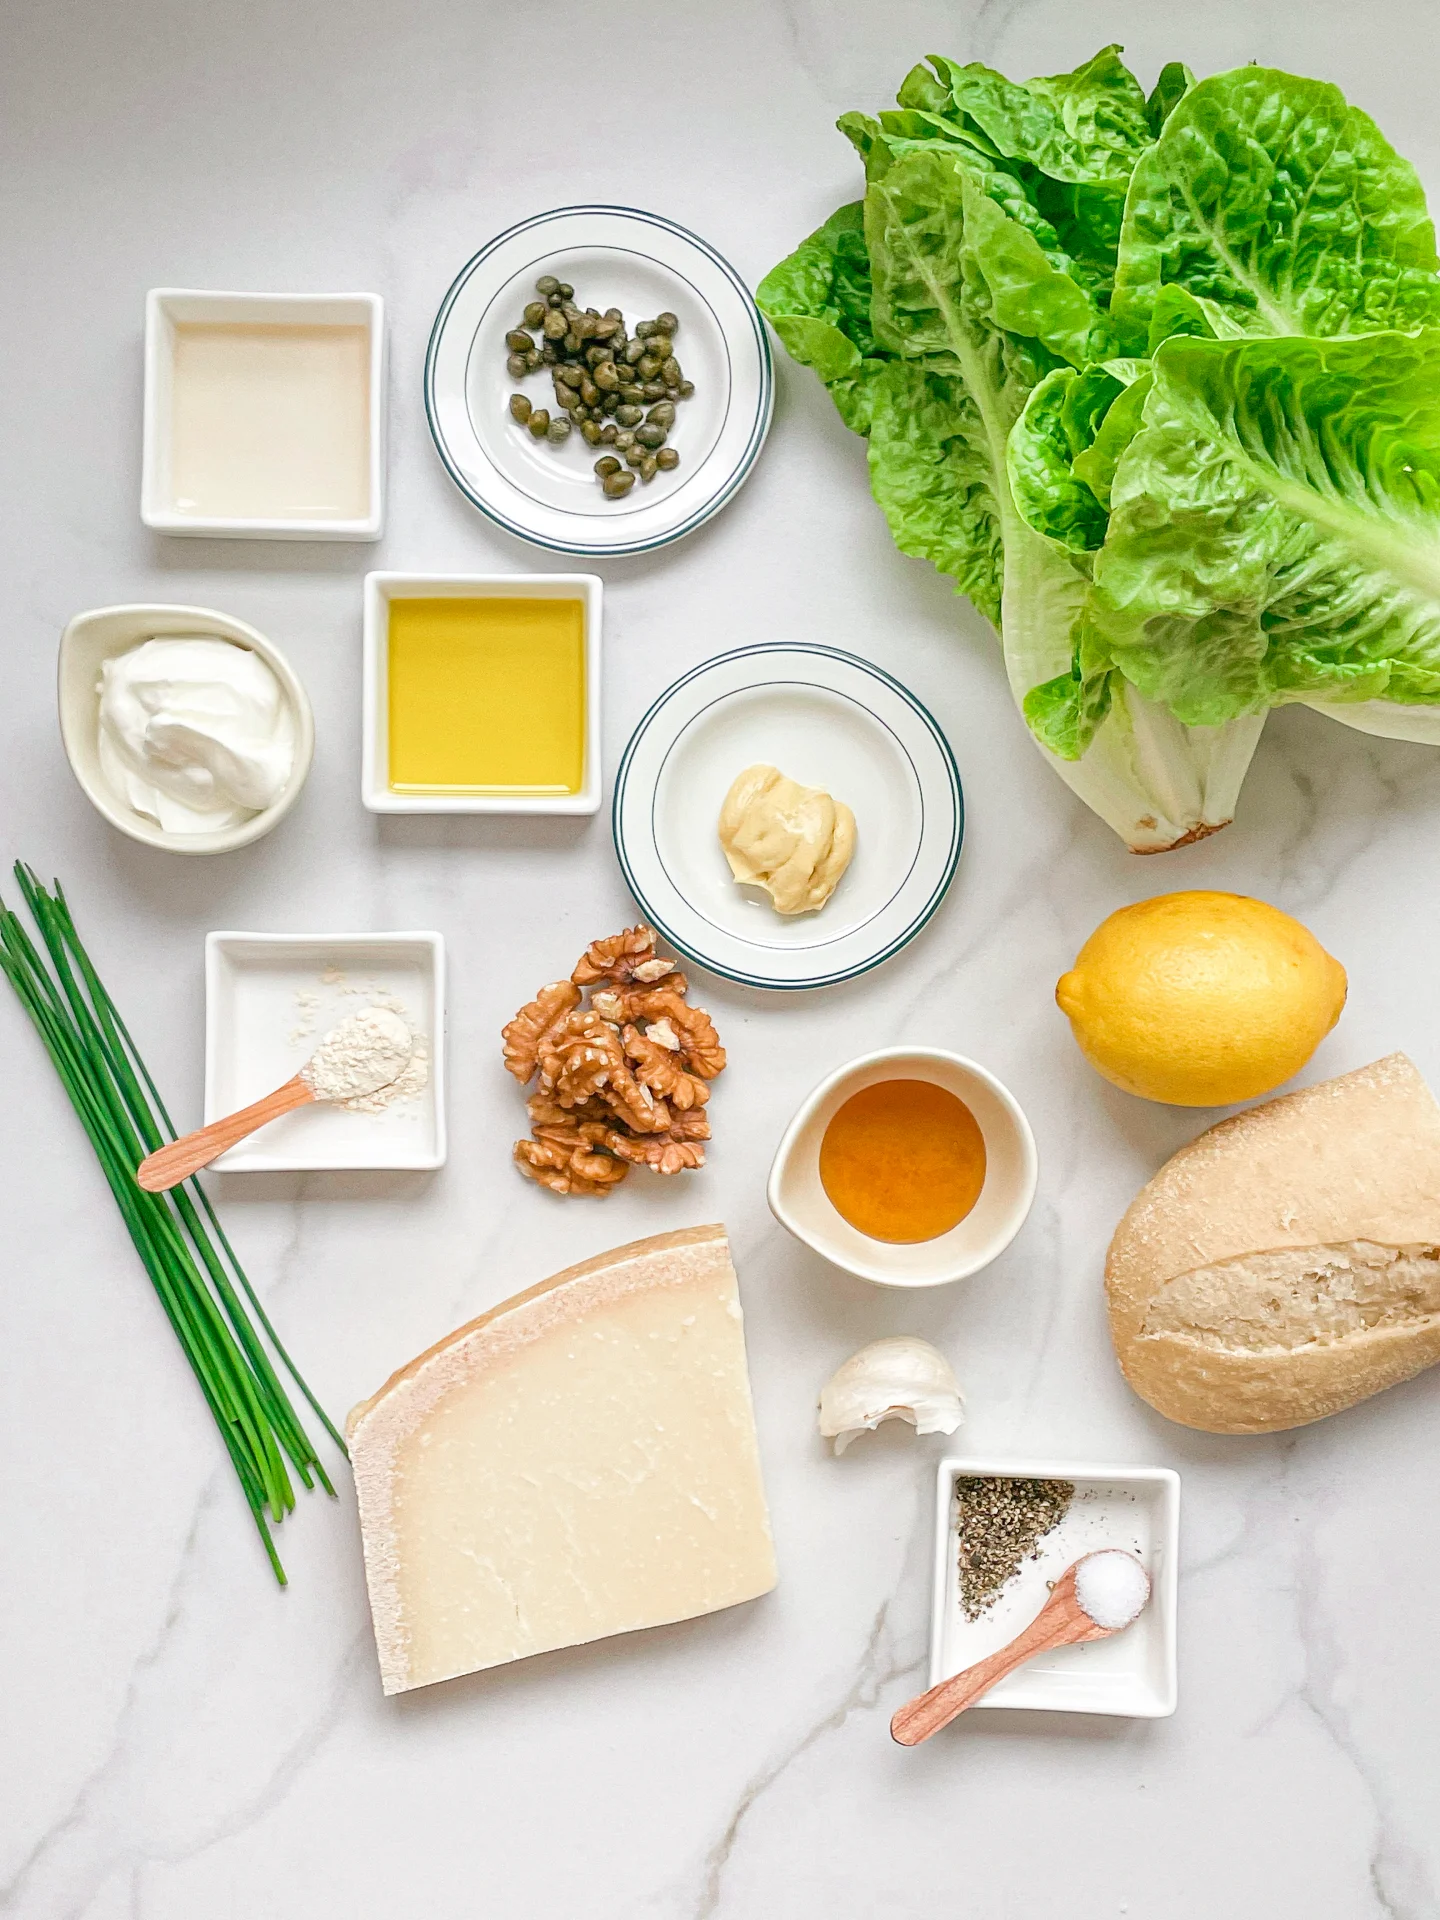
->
[361,573,602,814]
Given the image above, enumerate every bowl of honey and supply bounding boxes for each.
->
[766,1048,1037,1287]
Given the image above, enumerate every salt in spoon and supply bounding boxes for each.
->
[135,1006,414,1192]
[890,1549,1151,1746]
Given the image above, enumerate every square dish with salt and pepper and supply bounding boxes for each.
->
[926,1457,1180,1719]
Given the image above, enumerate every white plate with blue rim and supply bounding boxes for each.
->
[613,644,965,991]
[425,206,772,558]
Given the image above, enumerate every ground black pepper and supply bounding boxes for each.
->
[955,1476,1074,1620]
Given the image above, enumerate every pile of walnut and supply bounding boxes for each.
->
[502,926,727,1196]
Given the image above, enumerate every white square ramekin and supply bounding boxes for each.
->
[928,1456,1180,1718]
[204,932,445,1171]
[361,571,602,814]
[141,289,385,539]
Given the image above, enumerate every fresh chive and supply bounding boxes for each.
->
[0,866,342,1582]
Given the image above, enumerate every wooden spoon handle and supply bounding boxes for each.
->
[135,1076,315,1191]
[891,1594,1104,1746]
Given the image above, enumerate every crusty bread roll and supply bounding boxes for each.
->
[1106,1054,1440,1433]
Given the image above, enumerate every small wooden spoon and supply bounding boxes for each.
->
[136,1075,316,1191]
[890,1552,1149,1746]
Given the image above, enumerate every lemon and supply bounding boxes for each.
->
[1056,891,1347,1107]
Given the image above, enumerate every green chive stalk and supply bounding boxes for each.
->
[0,865,344,1583]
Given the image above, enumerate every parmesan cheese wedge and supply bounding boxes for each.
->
[347,1224,777,1693]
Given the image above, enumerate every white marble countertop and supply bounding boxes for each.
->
[4,2,1440,1914]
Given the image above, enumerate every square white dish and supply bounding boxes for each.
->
[361,571,602,814]
[205,933,445,1171]
[142,289,385,539]
[929,1456,1179,1718]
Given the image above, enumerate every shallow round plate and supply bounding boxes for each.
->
[425,206,772,557]
[613,644,964,990]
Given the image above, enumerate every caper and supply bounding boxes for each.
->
[635,320,655,339]
[624,445,646,469]
[648,334,673,361]
[506,352,529,379]
[525,349,542,371]
[556,281,574,299]
[505,329,533,353]
[595,456,622,477]
[593,316,621,339]
[581,420,603,445]
[635,422,667,448]
[639,453,659,482]
[620,383,645,403]
[536,274,559,295]
[605,307,624,321]
[509,393,533,423]
[541,343,559,365]
[660,357,682,385]
[603,469,636,498]
[599,423,619,443]
[524,301,548,328]
[548,291,566,308]
[556,363,583,388]
[570,403,589,421]
[636,354,661,380]
[563,331,582,354]
[547,416,571,443]
[616,404,643,426]
[614,429,637,450]
[678,380,695,399]
[624,338,647,365]
[655,311,679,334]
[646,401,676,429]
[543,309,568,341]
[664,385,680,400]
[656,446,680,471]
[527,408,550,437]
[594,361,620,391]
[642,381,666,401]
[580,378,600,406]
[586,345,612,369]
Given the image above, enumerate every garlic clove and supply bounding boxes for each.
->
[818,1337,964,1456]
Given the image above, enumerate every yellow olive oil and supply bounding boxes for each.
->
[386,596,585,794]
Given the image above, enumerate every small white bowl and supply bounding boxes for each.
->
[142,288,385,540]
[928,1457,1180,1718]
[58,603,315,856]
[361,571,602,814]
[205,932,446,1172]
[766,1047,1037,1287]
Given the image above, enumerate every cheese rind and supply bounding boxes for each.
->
[347,1224,777,1693]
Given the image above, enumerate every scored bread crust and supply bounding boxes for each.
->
[1106,1054,1440,1433]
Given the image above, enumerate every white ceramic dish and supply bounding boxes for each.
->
[205,933,445,1172]
[361,571,602,815]
[424,206,772,557]
[928,1457,1180,1718]
[614,644,963,990]
[142,289,385,539]
[58,603,315,856]
[767,1047,1036,1286]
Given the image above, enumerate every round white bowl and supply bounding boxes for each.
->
[766,1047,1038,1288]
[58,603,315,855]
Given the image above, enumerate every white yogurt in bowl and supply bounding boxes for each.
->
[58,603,314,854]
[98,637,296,834]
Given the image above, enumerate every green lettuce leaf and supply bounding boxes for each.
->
[1112,67,1440,350]
[1096,328,1440,722]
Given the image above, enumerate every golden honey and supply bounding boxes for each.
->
[819,1079,987,1243]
